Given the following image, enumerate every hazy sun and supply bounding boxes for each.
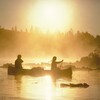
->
[28,1,73,33]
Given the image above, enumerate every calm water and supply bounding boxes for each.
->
[0,68,100,100]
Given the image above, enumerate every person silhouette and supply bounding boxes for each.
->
[15,54,23,73]
[51,56,63,72]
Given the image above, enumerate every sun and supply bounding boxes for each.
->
[28,1,73,33]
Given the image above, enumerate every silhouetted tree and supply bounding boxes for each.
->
[14,26,17,31]
[90,52,100,69]
[95,35,100,47]
[12,27,14,31]
[30,25,33,33]
[25,28,28,33]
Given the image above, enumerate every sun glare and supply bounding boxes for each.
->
[28,1,73,33]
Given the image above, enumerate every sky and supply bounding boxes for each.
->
[0,0,100,35]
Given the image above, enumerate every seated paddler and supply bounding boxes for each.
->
[51,56,63,73]
[15,54,23,73]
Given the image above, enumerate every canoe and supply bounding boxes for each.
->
[8,66,72,78]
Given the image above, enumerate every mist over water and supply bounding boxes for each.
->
[0,29,100,100]
[0,28,97,65]
[0,0,100,99]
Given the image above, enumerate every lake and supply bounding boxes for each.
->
[0,68,100,100]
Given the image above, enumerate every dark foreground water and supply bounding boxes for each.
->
[0,68,100,100]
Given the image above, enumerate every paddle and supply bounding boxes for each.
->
[60,60,63,70]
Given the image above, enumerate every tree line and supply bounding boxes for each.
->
[0,27,100,69]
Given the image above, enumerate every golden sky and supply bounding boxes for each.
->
[0,0,100,35]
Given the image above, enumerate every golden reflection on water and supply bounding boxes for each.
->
[18,75,55,99]
[42,76,53,100]
[14,74,75,100]
[2,68,100,100]
[14,70,97,100]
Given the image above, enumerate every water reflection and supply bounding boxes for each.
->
[1,68,100,100]
[14,75,53,99]
[14,74,72,100]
